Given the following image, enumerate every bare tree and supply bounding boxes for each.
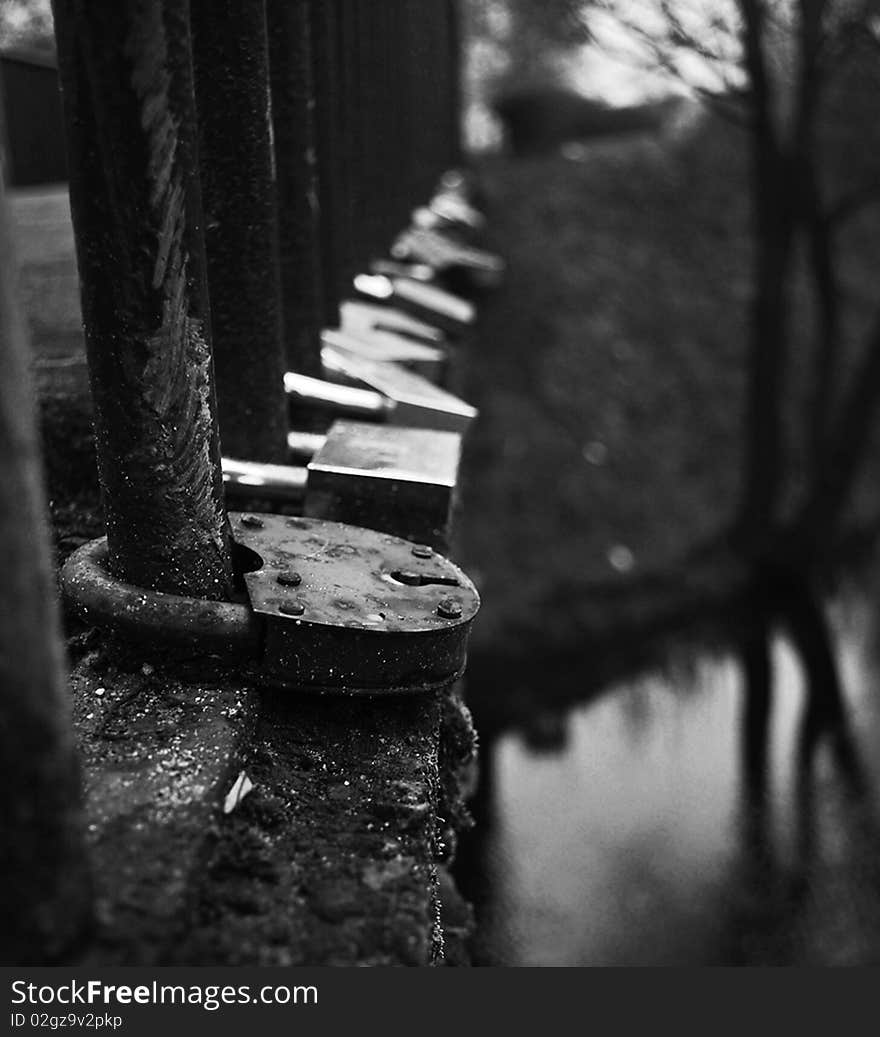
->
[596,1,880,557]
[594,0,880,763]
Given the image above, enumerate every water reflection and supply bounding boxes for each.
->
[462,587,880,965]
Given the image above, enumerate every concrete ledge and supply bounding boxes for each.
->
[69,647,475,965]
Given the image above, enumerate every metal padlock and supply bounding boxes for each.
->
[287,430,328,463]
[226,420,462,546]
[320,348,477,434]
[305,420,461,549]
[340,299,447,346]
[284,371,393,423]
[322,327,447,384]
[223,457,307,503]
[233,512,479,695]
[411,205,479,243]
[353,273,475,333]
[428,192,486,233]
[61,513,480,696]
[392,227,505,288]
[369,258,435,284]
[285,360,475,433]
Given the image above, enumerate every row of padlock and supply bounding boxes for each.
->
[63,170,500,695]
[220,169,504,551]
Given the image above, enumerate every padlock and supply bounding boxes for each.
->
[305,420,461,549]
[222,457,308,504]
[286,359,475,434]
[391,227,504,289]
[353,273,475,334]
[427,192,486,234]
[411,205,479,243]
[322,327,447,384]
[284,370,393,423]
[320,347,476,435]
[226,419,462,543]
[61,512,480,697]
[369,258,436,284]
[235,512,480,695]
[287,430,328,463]
[340,299,447,346]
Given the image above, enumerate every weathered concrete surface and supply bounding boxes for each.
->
[65,644,474,966]
[69,646,256,965]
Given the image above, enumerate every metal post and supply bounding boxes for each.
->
[52,0,235,599]
[0,172,92,963]
[354,0,394,264]
[334,0,360,294]
[266,0,324,377]
[399,2,440,218]
[190,0,289,464]
[415,2,451,201]
[309,0,344,327]
[391,0,416,232]
[378,2,404,247]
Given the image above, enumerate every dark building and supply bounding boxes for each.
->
[0,47,67,187]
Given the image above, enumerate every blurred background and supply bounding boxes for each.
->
[6,0,880,965]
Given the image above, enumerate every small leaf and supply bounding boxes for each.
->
[223,770,254,814]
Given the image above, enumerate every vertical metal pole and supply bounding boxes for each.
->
[190,0,289,463]
[351,0,370,266]
[386,0,412,236]
[382,1,402,250]
[398,3,429,218]
[52,0,235,600]
[334,0,360,292]
[309,0,343,327]
[415,1,450,200]
[266,0,324,377]
[0,172,92,963]
[354,0,391,263]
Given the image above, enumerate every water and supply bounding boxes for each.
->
[461,590,880,965]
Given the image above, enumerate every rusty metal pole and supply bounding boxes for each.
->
[389,0,414,235]
[354,0,391,264]
[190,0,289,463]
[266,0,324,377]
[398,3,427,218]
[309,0,343,328]
[334,0,360,293]
[0,174,92,963]
[52,0,235,599]
[380,1,401,251]
[415,2,450,201]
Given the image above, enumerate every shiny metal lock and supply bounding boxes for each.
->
[305,420,461,549]
[428,192,487,233]
[340,299,446,346]
[353,273,475,333]
[322,327,447,384]
[233,512,479,695]
[392,228,505,287]
[320,348,476,435]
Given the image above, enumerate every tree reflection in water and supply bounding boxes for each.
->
[457,579,880,965]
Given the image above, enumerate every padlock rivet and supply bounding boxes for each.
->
[279,601,305,617]
[276,570,302,587]
[437,598,462,620]
[411,544,433,559]
[241,514,264,528]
